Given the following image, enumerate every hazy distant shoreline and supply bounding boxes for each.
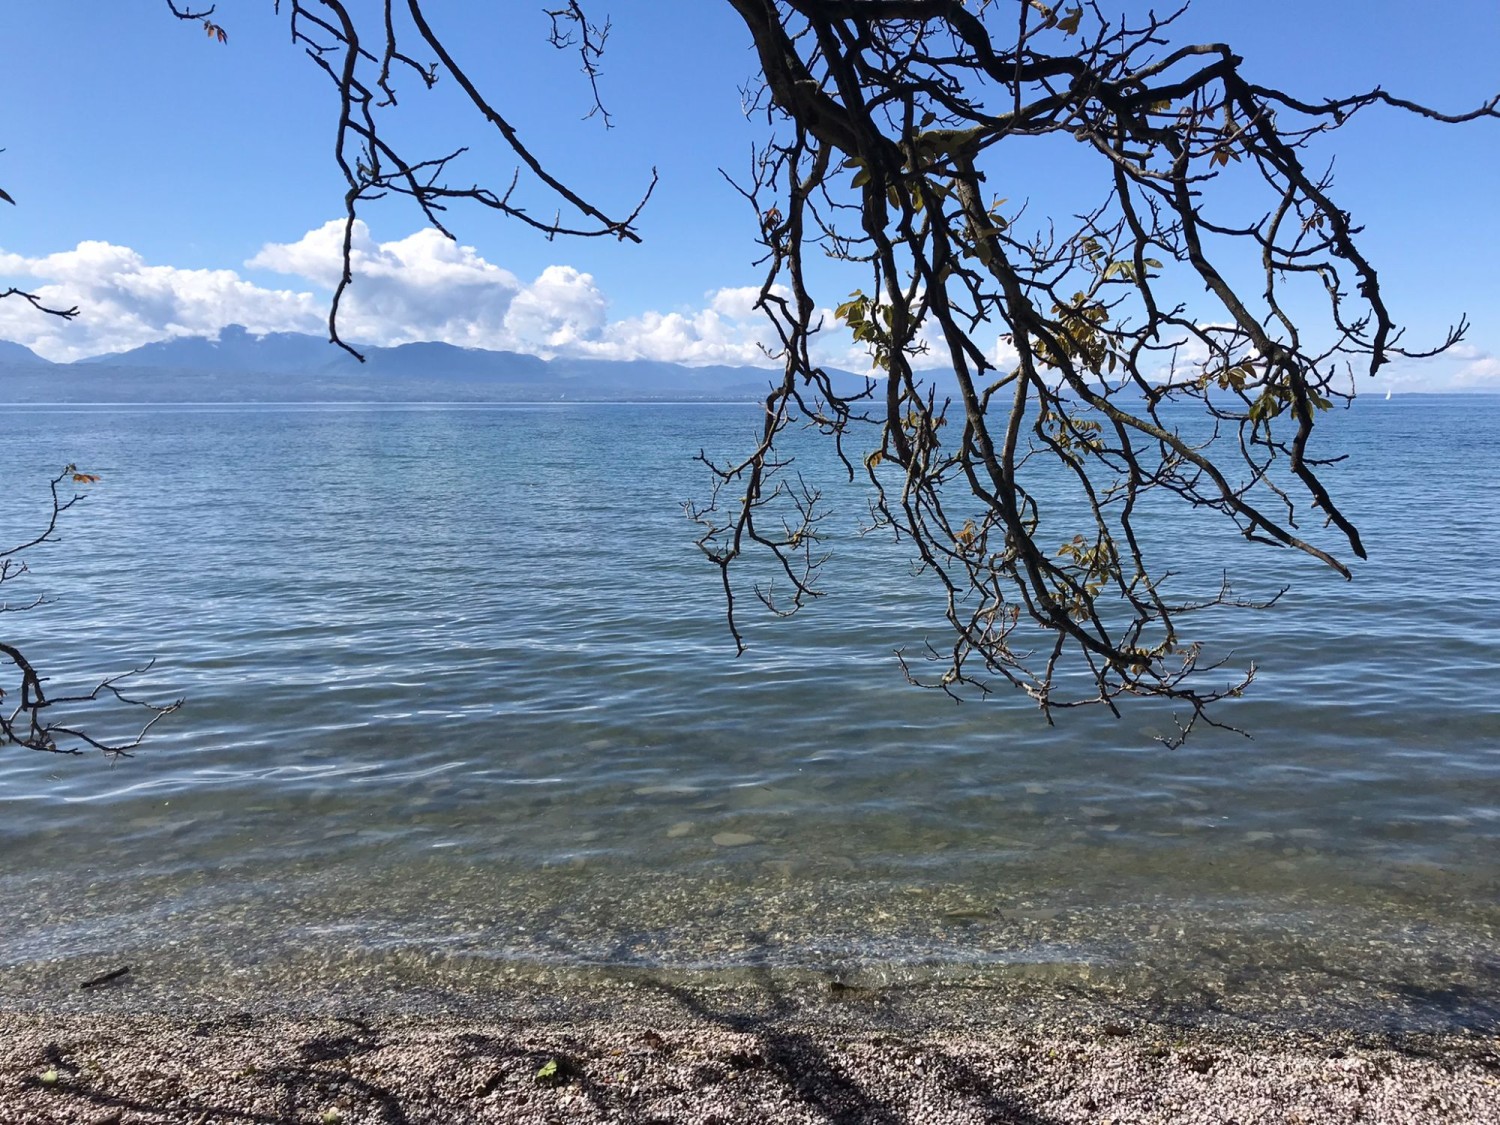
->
[0,324,795,404]
[0,365,774,405]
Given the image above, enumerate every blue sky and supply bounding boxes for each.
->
[1,1,1496,389]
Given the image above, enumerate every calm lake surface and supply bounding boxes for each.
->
[1,397,1497,1028]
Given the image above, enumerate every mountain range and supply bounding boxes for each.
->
[0,325,803,403]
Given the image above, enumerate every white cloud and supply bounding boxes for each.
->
[709,286,767,321]
[248,221,523,350]
[1452,354,1500,388]
[503,265,607,349]
[0,241,320,362]
[0,221,802,367]
[32,221,1468,390]
[250,223,782,363]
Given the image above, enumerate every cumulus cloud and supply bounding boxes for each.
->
[1,220,1013,374]
[0,220,794,365]
[1452,353,1500,388]
[3,222,1494,389]
[0,241,320,362]
[249,222,787,364]
[247,221,524,349]
[503,265,608,349]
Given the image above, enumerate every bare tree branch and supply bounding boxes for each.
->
[683,0,1496,742]
[262,0,657,359]
[0,288,79,321]
[1,468,184,758]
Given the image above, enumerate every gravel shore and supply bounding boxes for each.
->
[3,978,1497,1124]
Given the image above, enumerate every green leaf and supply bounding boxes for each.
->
[1057,6,1082,35]
[834,291,868,324]
[1248,392,1282,424]
[0,186,14,206]
[535,1057,574,1086]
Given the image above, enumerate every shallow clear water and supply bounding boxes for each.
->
[1,398,1496,1027]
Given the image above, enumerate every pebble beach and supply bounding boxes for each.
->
[4,978,1497,1124]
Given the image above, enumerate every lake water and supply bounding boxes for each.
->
[1,397,1496,1029]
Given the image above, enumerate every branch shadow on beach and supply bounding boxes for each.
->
[631,933,1068,1125]
[19,1015,417,1125]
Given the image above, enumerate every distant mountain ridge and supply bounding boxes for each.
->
[0,339,51,367]
[75,325,347,375]
[0,325,804,403]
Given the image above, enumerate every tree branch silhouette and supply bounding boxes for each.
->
[1,468,183,758]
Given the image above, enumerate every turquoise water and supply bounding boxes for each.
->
[0,398,1496,1027]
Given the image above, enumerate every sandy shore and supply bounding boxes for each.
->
[3,978,1498,1124]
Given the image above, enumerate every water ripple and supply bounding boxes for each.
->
[1,399,1497,1021]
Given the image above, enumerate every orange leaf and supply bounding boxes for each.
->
[72,473,101,484]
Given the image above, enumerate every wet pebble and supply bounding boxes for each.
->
[711,832,758,848]
[735,786,801,808]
